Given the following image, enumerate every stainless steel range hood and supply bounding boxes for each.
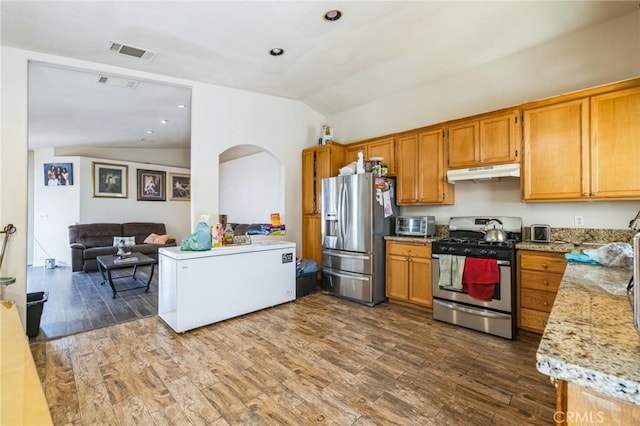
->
[447,163,520,183]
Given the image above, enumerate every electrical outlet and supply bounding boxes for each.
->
[574,215,585,227]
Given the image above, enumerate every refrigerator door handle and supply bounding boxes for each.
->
[323,268,369,282]
[323,250,370,261]
[339,181,347,242]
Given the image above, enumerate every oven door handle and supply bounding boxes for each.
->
[431,254,511,266]
[433,299,511,319]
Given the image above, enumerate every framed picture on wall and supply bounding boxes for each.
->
[137,169,166,201]
[92,162,128,198]
[44,162,73,186]
[169,173,190,201]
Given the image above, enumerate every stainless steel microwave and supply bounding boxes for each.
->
[395,216,435,237]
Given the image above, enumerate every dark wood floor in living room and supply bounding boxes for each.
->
[27,265,158,342]
[30,292,556,425]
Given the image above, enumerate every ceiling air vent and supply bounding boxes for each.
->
[96,75,140,89]
[107,41,157,61]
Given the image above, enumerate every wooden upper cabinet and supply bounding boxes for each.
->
[448,111,520,169]
[302,149,316,214]
[523,84,640,202]
[418,129,453,204]
[590,86,640,199]
[396,133,419,203]
[367,136,396,176]
[345,136,396,176]
[396,129,453,205]
[522,99,589,201]
[301,143,345,214]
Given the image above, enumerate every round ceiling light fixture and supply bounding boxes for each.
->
[323,9,342,22]
[269,48,285,56]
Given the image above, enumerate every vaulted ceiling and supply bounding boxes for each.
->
[1,1,636,150]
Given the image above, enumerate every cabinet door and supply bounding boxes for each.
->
[396,134,419,204]
[590,86,640,199]
[345,143,366,166]
[522,99,589,201]
[408,256,432,307]
[302,149,316,214]
[386,253,409,300]
[368,137,396,176]
[418,129,453,204]
[448,120,479,168]
[480,112,519,165]
[302,214,322,270]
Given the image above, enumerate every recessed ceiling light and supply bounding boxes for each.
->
[323,9,342,21]
[160,120,168,124]
[177,104,185,109]
[146,130,154,134]
[269,48,284,56]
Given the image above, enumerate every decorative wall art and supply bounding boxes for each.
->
[92,162,128,198]
[169,173,190,201]
[137,169,166,201]
[44,162,73,186]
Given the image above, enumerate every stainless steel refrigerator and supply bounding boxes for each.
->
[321,173,395,306]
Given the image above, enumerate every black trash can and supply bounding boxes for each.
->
[26,291,48,338]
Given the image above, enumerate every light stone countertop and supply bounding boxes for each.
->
[536,263,640,405]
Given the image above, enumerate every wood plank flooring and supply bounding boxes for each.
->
[27,265,158,342]
[30,293,555,425]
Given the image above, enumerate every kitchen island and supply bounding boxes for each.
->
[158,241,296,333]
[536,263,640,423]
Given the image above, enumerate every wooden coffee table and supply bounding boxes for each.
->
[96,253,156,299]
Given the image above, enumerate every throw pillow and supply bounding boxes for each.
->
[153,234,171,244]
[113,236,136,248]
[144,233,159,244]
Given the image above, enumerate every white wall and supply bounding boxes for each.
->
[219,150,284,224]
[328,10,640,230]
[1,46,324,323]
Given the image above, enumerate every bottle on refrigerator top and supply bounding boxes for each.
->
[223,224,235,244]
[213,223,223,247]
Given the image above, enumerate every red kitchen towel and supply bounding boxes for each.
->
[462,258,499,301]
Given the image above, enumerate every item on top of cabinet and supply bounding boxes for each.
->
[583,242,633,269]
[531,224,551,243]
[321,125,334,144]
[356,151,365,174]
[180,221,212,251]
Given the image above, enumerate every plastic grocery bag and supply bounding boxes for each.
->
[583,242,633,269]
[180,221,212,251]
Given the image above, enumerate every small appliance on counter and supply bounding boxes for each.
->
[395,216,435,237]
[530,224,551,243]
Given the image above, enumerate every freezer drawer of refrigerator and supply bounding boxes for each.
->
[322,267,373,304]
[322,249,373,275]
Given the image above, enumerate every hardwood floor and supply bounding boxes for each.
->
[30,292,555,425]
[27,265,158,342]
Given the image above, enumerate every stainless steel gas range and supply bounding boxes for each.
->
[431,216,522,339]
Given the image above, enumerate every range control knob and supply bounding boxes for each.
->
[479,249,488,255]
[463,248,473,254]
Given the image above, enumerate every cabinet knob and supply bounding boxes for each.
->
[543,280,549,286]
[543,301,549,307]
[542,264,548,269]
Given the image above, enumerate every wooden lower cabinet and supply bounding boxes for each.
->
[518,250,566,333]
[302,214,322,270]
[386,240,432,308]
[554,379,640,425]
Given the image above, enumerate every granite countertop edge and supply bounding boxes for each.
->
[536,263,639,405]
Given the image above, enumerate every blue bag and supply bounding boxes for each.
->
[180,221,212,251]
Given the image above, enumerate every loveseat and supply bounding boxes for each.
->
[68,222,176,272]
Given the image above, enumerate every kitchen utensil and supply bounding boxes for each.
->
[483,220,507,242]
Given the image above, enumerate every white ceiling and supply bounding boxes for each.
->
[1,1,637,150]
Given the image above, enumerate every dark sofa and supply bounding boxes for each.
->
[69,222,176,272]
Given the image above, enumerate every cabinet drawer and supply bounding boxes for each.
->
[520,288,556,313]
[519,252,566,274]
[520,270,562,292]
[387,241,431,258]
[520,308,550,334]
